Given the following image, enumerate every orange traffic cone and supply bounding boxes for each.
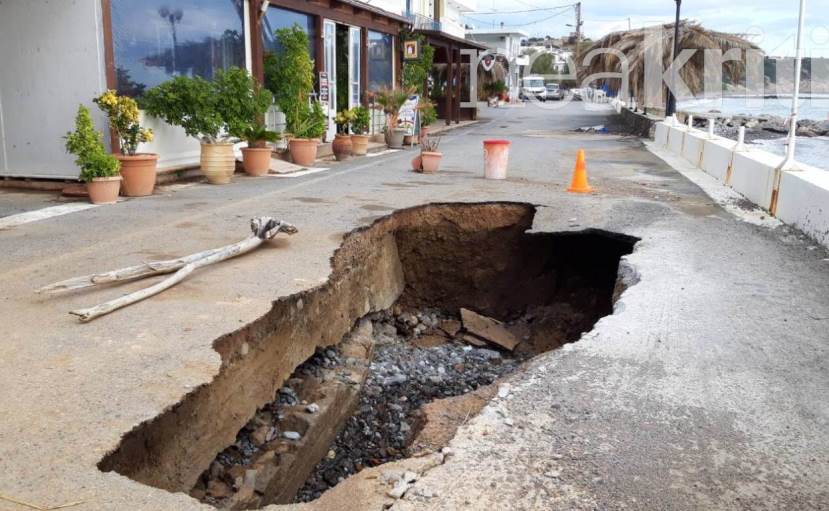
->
[567,149,593,193]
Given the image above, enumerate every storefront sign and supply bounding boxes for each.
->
[403,40,419,60]
[319,72,330,104]
[398,94,420,136]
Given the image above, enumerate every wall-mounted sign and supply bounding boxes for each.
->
[318,71,329,104]
[403,40,419,60]
[481,54,495,72]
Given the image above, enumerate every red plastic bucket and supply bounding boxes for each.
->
[483,139,511,179]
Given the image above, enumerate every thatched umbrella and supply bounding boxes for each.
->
[580,21,760,106]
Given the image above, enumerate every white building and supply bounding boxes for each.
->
[405,0,476,39]
[465,28,529,99]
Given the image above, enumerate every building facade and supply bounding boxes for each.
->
[465,28,529,99]
[0,0,409,179]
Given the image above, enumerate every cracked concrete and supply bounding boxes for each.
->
[0,103,827,510]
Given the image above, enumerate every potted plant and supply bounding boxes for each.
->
[350,106,370,156]
[288,101,326,167]
[238,80,278,176]
[242,123,279,176]
[144,67,261,185]
[373,86,413,149]
[332,109,355,161]
[418,99,437,142]
[419,135,442,173]
[65,105,121,204]
[93,90,156,197]
[264,25,321,165]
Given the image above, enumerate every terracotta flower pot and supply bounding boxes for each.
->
[420,151,443,173]
[116,153,158,197]
[350,134,370,156]
[87,176,121,204]
[200,143,235,184]
[403,135,414,146]
[288,138,318,167]
[241,147,272,176]
[332,134,353,161]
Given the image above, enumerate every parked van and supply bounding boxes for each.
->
[520,75,547,102]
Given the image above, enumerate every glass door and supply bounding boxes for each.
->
[323,19,337,141]
[348,26,361,112]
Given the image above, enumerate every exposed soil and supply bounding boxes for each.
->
[97,202,638,509]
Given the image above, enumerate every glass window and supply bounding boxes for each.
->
[367,31,393,91]
[111,0,245,97]
[262,6,316,60]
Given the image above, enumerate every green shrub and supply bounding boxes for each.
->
[64,105,120,182]
[143,75,223,142]
[264,25,315,133]
[402,32,435,97]
[418,99,437,127]
[93,90,153,155]
[293,101,326,139]
[335,109,356,134]
[213,67,274,140]
[243,123,280,148]
[351,106,370,135]
[142,67,271,144]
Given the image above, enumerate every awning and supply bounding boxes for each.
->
[415,29,489,51]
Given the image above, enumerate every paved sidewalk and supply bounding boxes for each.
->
[0,103,826,510]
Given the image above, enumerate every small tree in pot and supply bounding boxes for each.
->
[373,86,414,149]
[264,25,323,165]
[94,90,156,197]
[350,106,371,155]
[65,105,122,204]
[332,109,355,161]
[236,79,278,176]
[143,67,262,184]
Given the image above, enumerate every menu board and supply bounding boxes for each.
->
[318,72,329,104]
[398,94,419,136]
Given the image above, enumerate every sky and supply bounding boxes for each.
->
[464,0,829,58]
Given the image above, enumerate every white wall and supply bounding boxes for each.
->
[0,0,108,179]
[654,117,829,250]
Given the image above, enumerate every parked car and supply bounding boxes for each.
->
[545,83,562,100]
[520,76,547,102]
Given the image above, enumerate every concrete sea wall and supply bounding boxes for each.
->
[647,109,829,249]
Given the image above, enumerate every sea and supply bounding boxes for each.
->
[678,95,829,170]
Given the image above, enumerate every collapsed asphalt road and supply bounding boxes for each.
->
[0,102,827,510]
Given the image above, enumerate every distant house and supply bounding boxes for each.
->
[466,28,529,99]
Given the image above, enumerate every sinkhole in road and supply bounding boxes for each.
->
[97,202,638,509]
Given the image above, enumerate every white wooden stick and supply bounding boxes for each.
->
[66,217,297,322]
[36,247,225,294]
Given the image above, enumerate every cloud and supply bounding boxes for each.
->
[466,0,828,57]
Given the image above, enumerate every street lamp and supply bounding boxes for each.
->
[158,6,184,74]
[665,0,681,117]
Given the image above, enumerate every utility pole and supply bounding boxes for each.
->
[665,0,681,117]
[574,2,583,75]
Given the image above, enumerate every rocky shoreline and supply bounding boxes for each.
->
[680,111,829,142]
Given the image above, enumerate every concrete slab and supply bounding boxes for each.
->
[730,149,784,211]
[776,165,829,248]
[0,103,827,511]
[700,137,735,183]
